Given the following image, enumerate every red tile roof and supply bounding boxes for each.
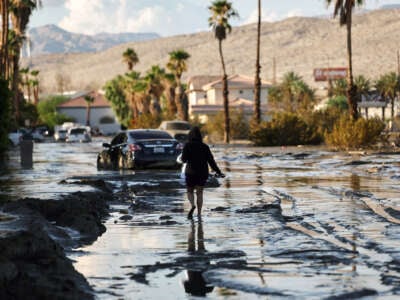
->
[57,91,111,108]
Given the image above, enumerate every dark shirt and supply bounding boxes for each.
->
[181,140,221,179]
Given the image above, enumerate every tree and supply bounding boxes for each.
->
[104,76,132,128]
[208,0,238,144]
[9,0,42,124]
[84,94,94,126]
[326,0,364,120]
[122,47,139,71]
[19,67,31,101]
[167,49,190,120]
[30,69,40,105]
[0,0,10,79]
[144,65,167,118]
[253,0,262,124]
[37,95,71,129]
[268,72,316,114]
[123,71,142,121]
[375,72,400,121]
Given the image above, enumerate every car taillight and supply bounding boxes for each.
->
[128,143,142,151]
[176,143,184,150]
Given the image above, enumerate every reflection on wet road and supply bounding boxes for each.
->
[2,141,400,299]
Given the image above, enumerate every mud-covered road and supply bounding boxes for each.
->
[1,140,400,299]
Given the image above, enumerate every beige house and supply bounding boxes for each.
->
[186,74,272,122]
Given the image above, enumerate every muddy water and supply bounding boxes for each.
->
[2,140,400,299]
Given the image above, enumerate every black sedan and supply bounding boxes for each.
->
[97,129,183,170]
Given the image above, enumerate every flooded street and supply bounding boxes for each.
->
[2,139,400,299]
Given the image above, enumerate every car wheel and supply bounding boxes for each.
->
[97,155,103,169]
[118,155,125,169]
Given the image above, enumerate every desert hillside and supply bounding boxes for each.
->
[24,9,400,94]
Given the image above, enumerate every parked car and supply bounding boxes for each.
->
[158,120,192,142]
[66,127,91,143]
[97,129,183,170]
[30,128,45,142]
[8,129,26,146]
[54,129,68,142]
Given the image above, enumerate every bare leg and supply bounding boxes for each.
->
[187,186,196,219]
[195,186,203,216]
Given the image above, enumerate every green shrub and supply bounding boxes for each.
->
[325,115,385,149]
[203,109,250,142]
[37,95,72,128]
[307,106,345,138]
[250,112,320,146]
[327,96,348,110]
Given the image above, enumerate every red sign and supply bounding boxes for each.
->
[313,68,348,81]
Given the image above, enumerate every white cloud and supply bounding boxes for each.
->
[242,7,305,26]
[41,0,65,7]
[242,8,280,25]
[57,0,209,36]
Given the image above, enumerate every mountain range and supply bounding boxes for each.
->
[25,24,160,56]
[23,8,400,94]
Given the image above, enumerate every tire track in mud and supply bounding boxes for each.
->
[270,186,400,296]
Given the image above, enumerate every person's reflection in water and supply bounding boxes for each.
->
[183,220,214,296]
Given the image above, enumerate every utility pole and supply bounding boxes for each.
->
[397,50,400,76]
[272,57,276,85]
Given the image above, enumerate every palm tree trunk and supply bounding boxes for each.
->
[86,104,91,126]
[175,81,184,120]
[12,51,21,124]
[33,84,39,105]
[346,12,358,120]
[166,86,177,117]
[254,0,262,124]
[391,98,395,120]
[0,0,9,78]
[219,39,230,144]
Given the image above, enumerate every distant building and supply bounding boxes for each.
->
[357,91,399,120]
[186,74,272,122]
[56,90,120,135]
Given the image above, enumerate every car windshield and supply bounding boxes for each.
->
[70,128,86,134]
[166,123,191,130]
[129,130,173,140]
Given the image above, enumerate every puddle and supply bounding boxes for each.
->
[2,141,400,298]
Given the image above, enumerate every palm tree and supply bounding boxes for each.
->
[375,72,400,122]
[19,67,30,100]
[253,0,262,124]
[0,0,10,79]
[30,69,39,105]
[167,49,190,120]
[123,71,142,121]
[144,65,167,117]
[122,48,139,71]
[354,75,370,118]
[9,0,42,124]
[84,94,95,126]
[326,0,364,120]
[208,0,238,144]
[268,72,315,113]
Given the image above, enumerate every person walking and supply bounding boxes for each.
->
[181,126,224,219]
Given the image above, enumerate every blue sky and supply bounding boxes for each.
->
[30,0,400,36]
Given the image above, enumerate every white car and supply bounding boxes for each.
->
[158,120,192,142]
[66,127,91,143]
[54,129,68,142]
